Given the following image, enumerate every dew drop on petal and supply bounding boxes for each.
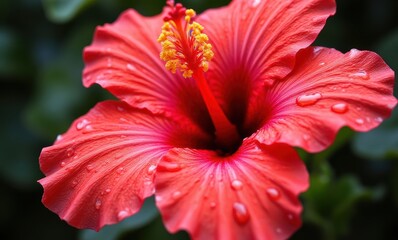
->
[276,228,283,234]
[56,134,63,142]
[172,191,182,200]
[86,164,94,172]
[231,180,243,191]
[147,164,157,175]
[355,118,364,125]
[76,119,90,130]
[319,62,326,66]
[95,199,102,210]
[331,103,349,114]
[161,162,182,172]
[105,188,111,193]
[117,210,129,221]
[126,63,136,72]
[116,167,125,175]
[375,117,383,123]
[210,202,216,209]
[348,70,369,80]
[252,0,261,7]
[233,202,250,225]
[349,48,360,57]
[82,125,94,134]
[296,93,322,107]
[266,188,280,200]
[66,148,75,157]
[60,161,66,167]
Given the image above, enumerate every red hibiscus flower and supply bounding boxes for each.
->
[39,0,397,239]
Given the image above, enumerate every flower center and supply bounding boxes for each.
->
[158,0,241,152]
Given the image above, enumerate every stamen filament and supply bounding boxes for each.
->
[193,71,241,150]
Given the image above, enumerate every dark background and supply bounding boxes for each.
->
[1,0,397,239]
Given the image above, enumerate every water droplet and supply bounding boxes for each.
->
[117,106,125,112]
[331,103,349,114]
[147,164,157,175]
[60,162,66,167]
[349,48,360,57]
[126,63,136,71]
[233,202,250,224]
[288,213,294,220]
[387,103,395,109]
[375,116,383,123]
[160,162,181,172]
[76,119,90,130]
[319,62,326,66]
[231,180,243,191]
[266,188,280,200]
[107,58,112,67]
[276,228,282,234]
[95,199,102,209]
[210,202,216,208]
[252,0,261,7]
[313,46,322,55]
[296,93,322,107]
[66,148,75,157]
[116,167,125,175]
[119,117,128,123]
[349,70,369,80]
[86,164,94,172]
[117,210,129,221]
[172,191,182,200]
[155,195,164,202]
[56,134,63,142]
[82,125,94,134]
[355,118,364,125]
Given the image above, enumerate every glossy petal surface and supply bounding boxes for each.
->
[155,140,308,240]
[83,9,212,131]
[198,0,336,126]
[249,47,397,152]
[39,100,210,230]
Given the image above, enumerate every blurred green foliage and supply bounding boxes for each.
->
[0,0,397,239]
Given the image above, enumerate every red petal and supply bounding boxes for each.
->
[155,140,308,240]
[39,101,211,230]
[83,9,212,131]
[198,0,335,125]
[249,47,397,152]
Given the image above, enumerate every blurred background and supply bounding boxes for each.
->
[0,0,397,239]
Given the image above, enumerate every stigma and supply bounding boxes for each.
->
[158,0,214,78]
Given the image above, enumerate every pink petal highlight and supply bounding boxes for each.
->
[39,101,210,230]
[249,47,397,152]
[155,140,308,240]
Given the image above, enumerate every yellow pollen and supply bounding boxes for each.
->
[158,8,214,78]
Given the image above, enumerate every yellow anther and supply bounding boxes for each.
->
[185,9,196,22]
[158,7,213,78]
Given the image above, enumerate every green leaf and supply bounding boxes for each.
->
[303,160,383,239]
[353,107,398,160]
[79,197,159,240]
[42,0,96,23]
